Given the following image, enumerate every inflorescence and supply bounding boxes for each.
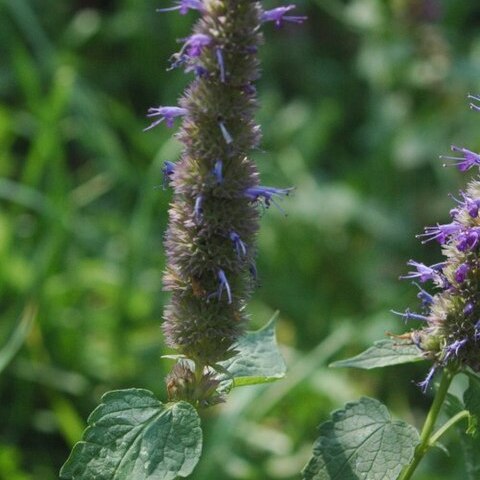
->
[148,0,305,407]
[396,95,480,391]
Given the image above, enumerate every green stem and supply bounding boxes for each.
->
[398,366,456,480]
[428,410,469,447]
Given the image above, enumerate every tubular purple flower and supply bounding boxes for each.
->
[468,94,480,112]
[162,161,175,189]
[182,33,212,57]
[455,263,469,283]
[391,309,429,323]
[463,303,474,316]
[414,283,434,306]
[418,366,436,393]
[262,5,307,27]
[245,186,293,210]
[216,269,232,304]
[456,228,480,251]
[218,121,233,144]
[144,106,187,130]
[401,260,443,283]
[194,194,204,221]
[474,320,480,341]
[417,222,461,244]
[230,231,247,258]
[213,160,223,184]
[215,48,226,83]
[444,338,467,361]
[441,145,480,171]
[157,0,204,15]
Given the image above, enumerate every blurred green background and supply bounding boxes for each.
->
[1,0,480,478]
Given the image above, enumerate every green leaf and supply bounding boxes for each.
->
[464,373,480,422]
[302,397,419,480]
[330,339,424,370]
[60,389,202,480]
[218,312,286,390]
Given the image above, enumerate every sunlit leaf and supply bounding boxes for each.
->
[330,339,424,370]
[218,312,286,390]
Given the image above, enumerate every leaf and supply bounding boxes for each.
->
[464,373,480,422]
[461,374,480,479]
[0,303,36,375]
[302,397,419,480]
[330,339,424,370]
[218,312,286,390]
[60,389,202,480]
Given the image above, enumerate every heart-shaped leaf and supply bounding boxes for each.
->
[60,388,202,480]
[303,397,419,480]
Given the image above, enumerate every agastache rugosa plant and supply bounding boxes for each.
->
[302,97,480,480]
[60,1,304,479]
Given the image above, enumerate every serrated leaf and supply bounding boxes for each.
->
[302,397,419,480]
[330,339,424,370]
[60,388,202,480]
[218,312,286,390]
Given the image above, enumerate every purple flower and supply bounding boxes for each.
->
[182,33,212,57]
[194,194,204,221]
[401,260,443,283]
[213,160,223,184]
[456,227,480,251]
[416,222,461,244]
[230,231,247,258]
[474,319,480,341]
[144,106,187,131]
[244,186,293,211]
[262,5,307,27]
[468,94,480,112]
[217,269,232,304]
[455,263,469,283]
[414,283,434,306]
[441,145,480,171]
[391,309,429,323]
[463,302,474,316]
[157,0,204,15]
[162,161,175,189]
[444,338,467,361]
[216,48,226,83]
[218,121,233,144]
[418,366,436,393]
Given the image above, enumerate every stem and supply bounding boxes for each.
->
[398,366,455,480]
[428,410,469,446]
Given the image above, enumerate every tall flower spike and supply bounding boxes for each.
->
[149,0,304,407]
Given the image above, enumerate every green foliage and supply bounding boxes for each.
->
[3,0,480,478]
[218,312,286,391]
[60,389,202,480]
[330,339,425,370]
[302,397,419,480]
